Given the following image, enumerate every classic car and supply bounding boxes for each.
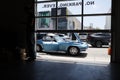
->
[36,33,88,56]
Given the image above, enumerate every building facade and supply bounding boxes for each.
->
[37,7,81,30]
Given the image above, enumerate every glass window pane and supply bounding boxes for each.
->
[84,0,111,14]
[58,0,82,15]
[83,16,111,30]
[35,18,56,30]
[57,17,81,30]
[37,2,56,16]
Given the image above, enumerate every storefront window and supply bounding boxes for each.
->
[58,0,82,15]
[35,18,56,30]
[83,16,111,30]
[37,2,56,16]
[84,0,111,14]
[35,0,111,31]
[57,17,81,30]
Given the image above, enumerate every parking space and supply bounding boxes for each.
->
[36,45,110,64]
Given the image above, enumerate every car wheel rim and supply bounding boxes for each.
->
[69,47,78,55]
[36,45,40,51]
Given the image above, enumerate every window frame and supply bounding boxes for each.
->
[35,0,111,33]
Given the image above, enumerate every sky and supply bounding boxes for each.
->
[36,0,111,29]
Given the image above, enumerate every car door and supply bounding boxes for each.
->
[42,36,59,52]
[59,41,70,51]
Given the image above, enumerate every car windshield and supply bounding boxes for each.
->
[54,35,65,42]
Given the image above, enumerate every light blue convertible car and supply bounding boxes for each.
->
[36,33,88,56]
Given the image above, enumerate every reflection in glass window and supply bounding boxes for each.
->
[58,0,82,15]
[35,18,56,30]
[57,17,81,30]
[83,16,111,30]
[84,0,111,14]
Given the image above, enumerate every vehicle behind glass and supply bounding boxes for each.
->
[87,33,111,47]
[36,33,88,56]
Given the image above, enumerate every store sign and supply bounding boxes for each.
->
[42,1,95,8]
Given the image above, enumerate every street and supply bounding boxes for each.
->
[36,46,110,64]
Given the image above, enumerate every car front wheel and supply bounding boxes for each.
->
[36,45,42,52]
[68,46,80,56]
[96,41,102,48]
